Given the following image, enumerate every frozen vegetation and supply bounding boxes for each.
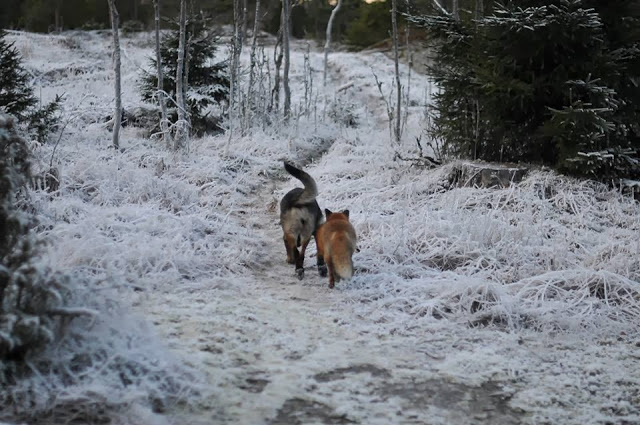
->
[1,29,639,424]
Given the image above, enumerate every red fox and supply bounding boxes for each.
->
[315,209,357,288]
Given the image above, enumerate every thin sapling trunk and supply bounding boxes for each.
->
[175,0,188,148]
[390,0,402,145]
[107,0,122,150]
[153,0,171,147]
[323,0,342,87]
[282,0,291,119]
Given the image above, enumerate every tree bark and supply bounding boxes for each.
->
[153,0,171,147]
[452,0,460,20]
[247,0,261,111]
[230,0,244,111]
[107,0,122,150]
[390,0,401,145]
[271,10,284,112]
[475,0,484,19]
[282,0,291,119]
[242,0,249,41]
[133,0,139,21]
[431,0,448,14]
[174,0,188,149]
[323,0,342,87]
[184,26,192,131]
[54,0,63,32]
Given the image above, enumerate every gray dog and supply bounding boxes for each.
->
[279,162,326,279]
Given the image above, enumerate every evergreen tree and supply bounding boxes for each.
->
[140,13,229,135]
[0,30,37,120]
[413,0,640,182]
[345,0,392,48]
[0,115,66,361]
[0,30,61,143]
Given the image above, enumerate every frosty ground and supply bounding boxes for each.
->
[4,29,640,425]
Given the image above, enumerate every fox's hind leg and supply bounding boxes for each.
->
[284,233,299,265]
[295,237,311,280]
[326,258,336,289]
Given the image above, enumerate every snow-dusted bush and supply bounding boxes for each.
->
[327,96,359,127]
[0,114,62,361]
[1,115,200,424]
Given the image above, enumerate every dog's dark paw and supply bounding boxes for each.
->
[296,268,305,280]
[318,265,327,277]
[287,258,296,265]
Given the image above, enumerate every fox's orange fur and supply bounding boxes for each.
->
[316,209,357,288]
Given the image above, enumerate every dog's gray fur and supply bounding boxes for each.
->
[280,162,325,279]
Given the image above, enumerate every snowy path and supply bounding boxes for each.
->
[130,50,521,424]
[139,168,521,425]
[12,30,639,425]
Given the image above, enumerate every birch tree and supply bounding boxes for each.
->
[271,10,284,112]
[323,0,342,87]
[242,0,249,41]
[174,0,188,148]
[107,0,122,150]
[452,0,460,20]
[431,0,448,15]
[246,0,262,119]
[390,0,401,144]
[152,0,171,147]
[282,0,291,119]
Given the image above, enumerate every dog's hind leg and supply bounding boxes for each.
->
[314,234,327,277]
[284,233,299,265]
[295,237,311,280]
[316,252,327,277]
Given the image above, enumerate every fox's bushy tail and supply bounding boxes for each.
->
[333,256,353,281]
[284,162,318,204]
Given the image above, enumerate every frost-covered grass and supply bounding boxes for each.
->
[312,153,640,334]
[4,28,639,425]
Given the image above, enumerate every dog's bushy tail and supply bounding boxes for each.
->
[284,161,318,204]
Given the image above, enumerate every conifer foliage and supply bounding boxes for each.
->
[0,30,61,143]
[0,30,37,120]
[414,0,640,182]
[0,115,66,363]
[140,13,230,135]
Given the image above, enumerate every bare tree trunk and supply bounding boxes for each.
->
[107,0,122,150]
[390,0,401,145]
[282,0,291,119]
[323,0,342,87]
[230,0,244,111]
[452,0,459,20]
[475,0,484,19]
[431,0,448,14]
[54,0,63,32]
[174,0,188,149]
[153,0,171,147]
[184,26,192,132]
[402,2,412,138]
[271,10,284,112]
[242,0,249,41]
[133,0,139,21]
[247,0,261,116]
